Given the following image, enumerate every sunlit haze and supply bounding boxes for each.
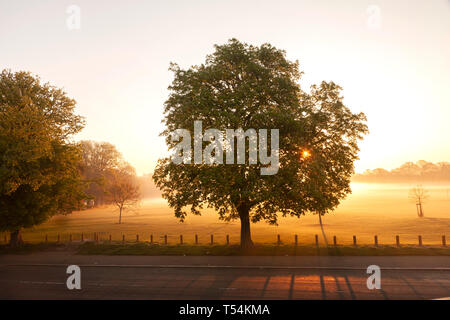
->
[1,0,449,175]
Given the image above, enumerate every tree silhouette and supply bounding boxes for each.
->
[409,185,429,218]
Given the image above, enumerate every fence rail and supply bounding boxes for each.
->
[1,233,448,247]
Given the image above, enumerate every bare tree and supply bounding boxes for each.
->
[409,185,429,218]
[106,164,140,224]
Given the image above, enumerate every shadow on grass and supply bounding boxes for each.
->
[1,242,449,256]
[76,242,450,256]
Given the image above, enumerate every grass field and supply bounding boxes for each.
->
[2,183,449,246]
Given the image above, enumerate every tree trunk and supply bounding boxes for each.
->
[417,200,424,218]
[318,213,328,247]
[238,204,253,248]
[10,229,23,247]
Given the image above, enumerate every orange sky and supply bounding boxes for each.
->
[1,0,449,175]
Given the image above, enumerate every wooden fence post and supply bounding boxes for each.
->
[180,235,183,245]
[150,234,153,244]
[81,233,84,242]
[122,235,125,244]
[136,234,139,243]
[295,235,298,246]
[109,234,112,243]
[195,234,198,245]
[315,234,319,247]
[69,234,72,243]
[374,235,378,247]
[57,234,60,243]
[333,236,337,246]
[210,234,214,245]
[353,235,357,246]
[226,235,230,245]
[418,235,422,246]
[277,234,281,245]
[45,234,48,243]
[443,235,446,247]
[396,235,400,247]
[164,235,168,245]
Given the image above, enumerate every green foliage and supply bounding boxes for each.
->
[153,39,368,245]
[0,70,86,233]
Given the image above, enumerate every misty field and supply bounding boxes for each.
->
[3,183,449,246]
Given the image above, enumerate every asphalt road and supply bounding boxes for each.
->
[1,252,449,300]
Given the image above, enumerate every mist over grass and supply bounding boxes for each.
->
[1,181,448,248]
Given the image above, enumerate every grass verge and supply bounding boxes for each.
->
[0,243,67,255]
[1,242,449,256]
[76,242,450,256]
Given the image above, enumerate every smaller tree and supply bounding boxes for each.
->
[106,164,140,224]
[409,185,429,218]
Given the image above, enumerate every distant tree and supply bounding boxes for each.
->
[79,140,123,206]
[106,164,140,224]
[409,185,429,218]
[354,161,450,183]
[153,39,368,247]
[0,70,86,246]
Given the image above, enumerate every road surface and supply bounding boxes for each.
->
[1,252,449,299]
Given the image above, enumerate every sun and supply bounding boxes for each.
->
[301,150,311,159]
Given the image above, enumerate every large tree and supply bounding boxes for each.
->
[153,39,368,247]
[0,70,86,245]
